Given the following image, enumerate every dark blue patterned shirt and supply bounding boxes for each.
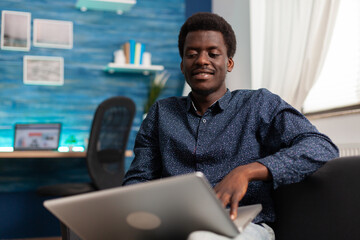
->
[123,88,339,223]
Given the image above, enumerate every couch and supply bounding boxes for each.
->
[273,156,360,240]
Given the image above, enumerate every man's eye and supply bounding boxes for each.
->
[209,53,220,58]
[186,53,197,58]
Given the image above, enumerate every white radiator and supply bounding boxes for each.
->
[337,143,360,157]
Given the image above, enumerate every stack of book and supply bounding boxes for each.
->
[122,40,145,65]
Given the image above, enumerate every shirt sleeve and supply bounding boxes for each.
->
[255,89,339,189]
[122,102,162,186]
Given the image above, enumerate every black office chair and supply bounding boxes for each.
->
[37,96,136,196]
[37,96,136,239]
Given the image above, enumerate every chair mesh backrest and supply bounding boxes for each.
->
[87,96,136,190]
[98,106,131,151]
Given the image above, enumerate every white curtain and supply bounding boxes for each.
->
[250,0,340,110]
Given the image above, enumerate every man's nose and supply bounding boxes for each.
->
[195,52,210,65]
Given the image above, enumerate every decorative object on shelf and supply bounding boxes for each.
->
[144,71,170,114]
[76,0,136,15]
[142,52,152,66]
[105,41,163,75]
[114,49,125,65]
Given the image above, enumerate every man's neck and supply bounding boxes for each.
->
[191,90,227,116]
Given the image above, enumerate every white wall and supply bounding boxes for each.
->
[212,0,252,90]
[213,1,360,150]
[310,113,360,145]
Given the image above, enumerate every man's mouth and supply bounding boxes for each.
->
[192,69,215,77]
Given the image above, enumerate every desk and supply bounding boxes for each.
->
[0,150,133,192]
[10,238,61,240]
[0,150,133,239]
[0,150,133,158]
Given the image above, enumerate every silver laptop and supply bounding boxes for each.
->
[14,123,61,151]
[44,172,262,240]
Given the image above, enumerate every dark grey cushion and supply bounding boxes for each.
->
[273,156,360,240]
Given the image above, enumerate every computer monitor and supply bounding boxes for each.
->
[14,123,61,151]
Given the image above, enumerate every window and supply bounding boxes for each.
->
[302,0,360,114]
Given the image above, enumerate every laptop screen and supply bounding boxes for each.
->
[14,123,61,151]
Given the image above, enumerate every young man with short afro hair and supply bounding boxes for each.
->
[124,12,338,240]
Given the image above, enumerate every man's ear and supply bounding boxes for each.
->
[227,58,234,72]
[180,61,184,74]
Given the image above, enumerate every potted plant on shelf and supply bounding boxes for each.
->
[143,71,170,118]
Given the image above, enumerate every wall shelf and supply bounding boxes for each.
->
[76,0,136,14]
[104,63,164,75]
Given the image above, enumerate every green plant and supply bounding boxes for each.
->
[144,71,170,114]
[65,135,77,146]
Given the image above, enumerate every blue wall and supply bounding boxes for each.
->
[0,0,185,238]
[0,0,185,161]
[0,0,212,238]
[186,0,212,18]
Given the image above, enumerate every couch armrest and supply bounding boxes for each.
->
[273,156,360,240]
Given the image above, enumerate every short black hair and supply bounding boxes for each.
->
[178,12,237,59]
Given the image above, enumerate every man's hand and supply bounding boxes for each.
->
[214,162,272,220]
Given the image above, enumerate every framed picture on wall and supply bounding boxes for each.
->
[23,56,64,86]
[1,10,31,51]
[33,19,73,49]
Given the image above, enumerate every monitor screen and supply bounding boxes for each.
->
[14,123,61,151]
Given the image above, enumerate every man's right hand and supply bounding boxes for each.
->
[214,162,272,220]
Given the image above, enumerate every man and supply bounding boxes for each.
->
[123,12,338,239]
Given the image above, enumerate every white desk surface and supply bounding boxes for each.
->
[0,150,133,158]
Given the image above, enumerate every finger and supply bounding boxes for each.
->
[218,192,231,208]
[214,183,221,193]
[230,193,242,220]
[215,190,221,199]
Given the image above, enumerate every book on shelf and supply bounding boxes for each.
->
[134,42,145,65]
[123,42,130,64]
[120,40,145,65]
[129,39,136,64]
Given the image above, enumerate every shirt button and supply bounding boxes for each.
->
[202,119,206,123]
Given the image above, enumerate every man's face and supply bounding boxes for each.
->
[181,30,234,97]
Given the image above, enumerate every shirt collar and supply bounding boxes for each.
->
[185,89,231,113]
[216,89,231,111]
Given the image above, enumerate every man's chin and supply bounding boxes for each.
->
[191,87,215,96]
